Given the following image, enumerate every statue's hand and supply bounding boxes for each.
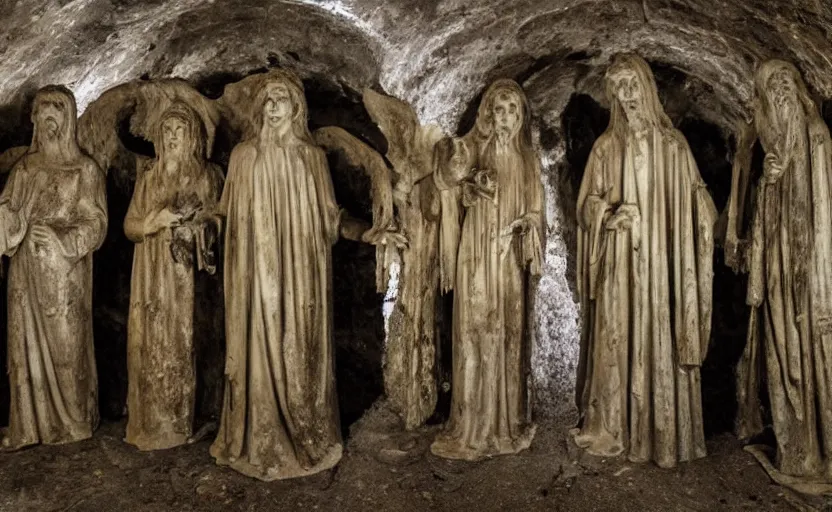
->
[605,204,640,231]
[364,229,408,249]
[449,138,472,183]
[145,208,183,236]
[504,214,536,237]
[763,153,785,184]
[28,225,58,248]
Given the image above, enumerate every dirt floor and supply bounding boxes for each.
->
[0,402,829,512]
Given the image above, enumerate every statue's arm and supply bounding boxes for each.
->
[123,173,147,243]
[70,162,109,258]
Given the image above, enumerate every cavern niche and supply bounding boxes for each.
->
[0,0,832,509]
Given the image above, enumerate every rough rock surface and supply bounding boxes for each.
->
[1,0,831,425]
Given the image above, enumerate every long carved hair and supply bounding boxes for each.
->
[249,69,313,144]
[472,79,541,192]
[153,101,207,167]
[149,102,211,206]
[29,85,82,161]
[754,59,821,155]
[473,79,534,153]
[603,53,673,138]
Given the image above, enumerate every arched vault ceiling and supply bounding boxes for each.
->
[0,0,831,136]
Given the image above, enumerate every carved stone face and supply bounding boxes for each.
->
[162,117,187,160]
[35,100,66,141]
[262,82,293,131]
[767,68,798,112]
[492,91,522,144]
[610,68,646,124]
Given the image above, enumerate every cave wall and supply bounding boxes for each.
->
[1,0,831,429]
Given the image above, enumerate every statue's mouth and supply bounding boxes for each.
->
[43,118,59,137]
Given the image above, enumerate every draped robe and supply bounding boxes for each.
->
[384,176,440,430]
[1,154,107,449]
[123,161,223,450]
[575,127,717,468]
[737,113,832,481]
[430,137,543,461]
[210,139,343,481]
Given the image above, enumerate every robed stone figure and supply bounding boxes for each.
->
[0,85,108,449]
[123,102,223,450]
[728,60,832,493]
[573,54,717,468]
[430,79,544,461]
[209,71,343,480]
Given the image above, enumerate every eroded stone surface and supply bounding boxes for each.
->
[1,0,831,424]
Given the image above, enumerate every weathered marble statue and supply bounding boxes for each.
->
[573,54,717,468]
[209,70,343,480]
[363,90,443,429]
[0,85,108,449]
[430,79,543,460]
[727,60,832,494]
[123,102,223,450]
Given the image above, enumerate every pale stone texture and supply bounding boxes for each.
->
[1,0,831,424]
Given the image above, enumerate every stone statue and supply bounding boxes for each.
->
[0,85,108,450]
[123,101,223,451]
[362,89,444,430]
[210,70,401,480]
[728,59,832,494]
[573,54,717,468]
[430,79,544,461]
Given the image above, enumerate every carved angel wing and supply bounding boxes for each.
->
[78,79,221,183]
[77,82,141,176]
[313,126,395,237]
[312,126,401,293]
[362,88,443,189]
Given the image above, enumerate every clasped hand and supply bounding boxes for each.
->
[145,208,184,236]
[763,153,786,184]
[605,204,639,231]
[504,214,535,237]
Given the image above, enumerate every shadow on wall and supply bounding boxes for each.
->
[560,87,749,437]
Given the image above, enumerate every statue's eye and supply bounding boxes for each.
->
[509,104,517,114]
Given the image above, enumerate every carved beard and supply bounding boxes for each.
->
[621,99,647,132]
[773,93,805,158]
[496,126,512,145]
[37,116,63,153]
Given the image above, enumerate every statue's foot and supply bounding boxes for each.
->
[571,428,624,458]
[187,422,217,444]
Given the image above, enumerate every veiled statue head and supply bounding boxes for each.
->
[154,102,207,165]
[754,60,820,146]
[475,79,533,151]
[250,70,312,144]
[605,54,672,133]
[30,85,81,160]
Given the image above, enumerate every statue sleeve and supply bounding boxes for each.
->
[311,147,342,245]
[123,172,148,243]
[0,160,32,256]
[576,144,611,301]
[522,157,545,276]
[432,139,464,293]
[62,161,108,260]
[675,142,717,366]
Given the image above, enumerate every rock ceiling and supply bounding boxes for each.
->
[1,0,830,137]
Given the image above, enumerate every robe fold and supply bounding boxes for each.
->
[210,139,342,481]
[2,154,107,449]
[430,137,543,461]
[384,176,440,430]
[123,161,223,451]
[575,127,717,468]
